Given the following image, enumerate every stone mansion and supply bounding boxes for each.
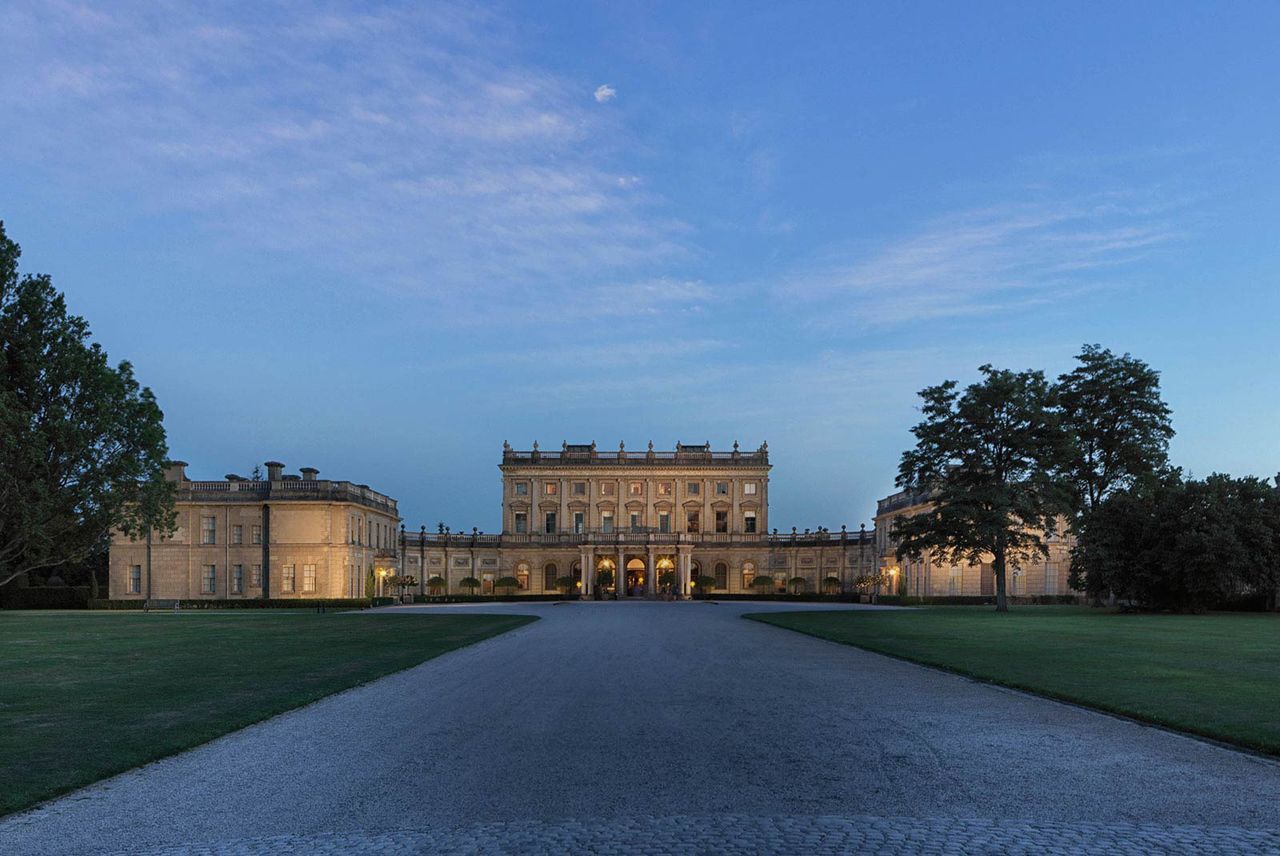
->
[108,441,1076,600]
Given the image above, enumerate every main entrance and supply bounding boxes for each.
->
[624,558,646,597]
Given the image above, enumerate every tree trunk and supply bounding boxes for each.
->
[993,549,1009,612]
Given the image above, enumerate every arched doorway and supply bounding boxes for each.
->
[625,558,646,596]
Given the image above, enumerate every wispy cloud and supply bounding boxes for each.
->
[778,195,1179,327]
[0,2,684,314]
[594,84,617,103]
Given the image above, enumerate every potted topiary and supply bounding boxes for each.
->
[823,575,842,595]
[789,576,808,595]
[459,576,481,596]
[658,570,678,600]
[495,576,520,597]
[694,575,717,599]
[594,568,613,600]
[751,574,775,596]
[427,575,446,597]
[555,575,577,599]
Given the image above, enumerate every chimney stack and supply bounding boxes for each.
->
[299,467,319,481]
[163,460,188,482]
[264,461,285,481]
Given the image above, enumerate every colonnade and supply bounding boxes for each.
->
[578,545,693,597]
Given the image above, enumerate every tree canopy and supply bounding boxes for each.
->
[1,221,174,588]
[893,365,1070,611]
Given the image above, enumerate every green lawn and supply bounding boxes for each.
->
[748,606,1280,754]
[0,610,534,816]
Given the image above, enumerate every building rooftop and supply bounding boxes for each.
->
[162,460,398,516]
[500,441,770,468]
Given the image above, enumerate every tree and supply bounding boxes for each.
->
[494,576,520,596]
[788,576,808,594]
[1057,345,1174,516]
[459,576,481,594]
[894,365,1070,612]
[750,574,774,594]
[822,575,842,595]
[426,575,446,595]
[0,222,174,589]
[554,575,576,595]
[694,574,717,598]
[1074,473,1279,611]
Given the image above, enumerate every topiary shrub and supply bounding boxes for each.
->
[426,575,446,595]
[751,575,775,594]
[789,576,809,594]
[555,575,577,596]
[459,576,481,593]
[658,570,677,590]
[823,575,842,595]
[694,575,717,598]
[495,576,520,596]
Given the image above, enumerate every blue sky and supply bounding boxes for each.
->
[2,1,1278,530]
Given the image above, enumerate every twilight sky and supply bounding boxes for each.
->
[2,1,1278,531]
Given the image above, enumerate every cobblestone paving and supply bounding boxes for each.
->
[111,814,1280,855]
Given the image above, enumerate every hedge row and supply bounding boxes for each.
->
[0,586,91,610]
[87,598,373,610]
[875,594,1084,606]
[412,593,580,604]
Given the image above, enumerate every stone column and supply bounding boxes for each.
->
[678,546,692,598]
[616,547,625,597]
[581,548,592,597]
[647,546,656,597]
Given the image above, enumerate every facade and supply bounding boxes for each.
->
[401,442,878,597]
[108,460,400,600]
[873,488,1075,598]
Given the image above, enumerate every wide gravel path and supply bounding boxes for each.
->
[3,601,1279,855]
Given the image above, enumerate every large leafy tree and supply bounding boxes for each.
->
[1057,344,1174,514]
[1056,345,1174,591]
[894,365,1070,611]
[0,221,174,588]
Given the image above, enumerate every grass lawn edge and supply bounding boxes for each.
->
[743,611,1280,760]
[2,612,538,819]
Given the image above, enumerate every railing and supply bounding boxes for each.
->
[402,529,875,549]
[179,479,398,514]
[876,490,931,515]
[501,449,768,466]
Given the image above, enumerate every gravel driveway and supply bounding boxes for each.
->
[2,601,1278,854]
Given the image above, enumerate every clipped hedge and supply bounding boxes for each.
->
[876,594,1083,606]
[412,593,579,604]
[0,586,91,610]
[88,598,372,610]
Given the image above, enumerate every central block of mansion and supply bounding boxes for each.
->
[108,441,1075,600]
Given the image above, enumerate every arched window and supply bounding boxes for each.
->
[543,562,558,591]
[714,562,728,590]
[516,562,530,591]
[742,561,755,590]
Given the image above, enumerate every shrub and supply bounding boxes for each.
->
[554,575,577,595]
[459,576,481,593]
[88,598,372,610]
[788,576,809,594]
[823,575,842,594]
[494,576,520,596]
[751,575,774,591]
[426,575,446,595]
[658,570,677,589]
[694,575,717,598]
[0,586,90,609]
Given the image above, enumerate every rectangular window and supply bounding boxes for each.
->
[515,481,528,496]
[251,565,262,587]
[128,565,142,594]
[629,481,643,496]
[201,516,216,545]
[282,564,295,593]
[715,510,728,533]
[544,483,558,496]
[744,482,758,495]
[686,511,700,533]
[573,511,585,534]
[544,512,557,534]
[630,512,641,531]
[657,482,672,496]
[602,513,614,534]
[572,481,586,496]
[687,481,700,495]
[716,481,729,496]
[201,564,216,594]
[514,512,528,534]
[302,564,316,593]
[602,482,615,496]
[715,563,729,589]
[232,524,243,545]
[658,512,670,534]
[745,512,757,534]
[232,565,244,594]
[251,524,262,545]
